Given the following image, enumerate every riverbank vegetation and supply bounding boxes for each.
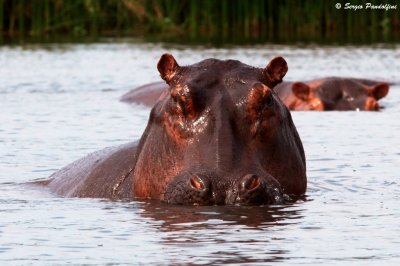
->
[1,0,399,44]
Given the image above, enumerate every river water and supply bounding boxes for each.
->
[1,43,399,265]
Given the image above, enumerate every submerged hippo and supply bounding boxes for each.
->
[120,81,168,106]
[121,78,389,111]
[41,54,307,205]
[274,78,389,111]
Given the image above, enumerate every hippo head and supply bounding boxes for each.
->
[291,79,389,111]
[132,54,306,205]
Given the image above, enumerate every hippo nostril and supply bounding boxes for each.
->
[240,174,261,192]
[237,174,284,205]
[189,175,206,191]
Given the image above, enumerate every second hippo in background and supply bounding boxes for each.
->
[120,81,169,106]
[120,77,390,111]
[275,77,390,111]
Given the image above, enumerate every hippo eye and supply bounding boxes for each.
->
[169,85,196,118]
[247,83,275,115]
[245,83,280,137]
[264,89,274,107]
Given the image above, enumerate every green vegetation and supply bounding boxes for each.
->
[1,0,399,44]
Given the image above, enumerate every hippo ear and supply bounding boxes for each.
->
[368,83,389,100]
[292,82,311,101]
[263,56,288,88]
[157,54,180,84]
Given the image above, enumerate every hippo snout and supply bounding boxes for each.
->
[163,173,284,205]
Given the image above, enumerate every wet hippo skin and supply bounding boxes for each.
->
[122,77,389,111]
[42,54,307,205]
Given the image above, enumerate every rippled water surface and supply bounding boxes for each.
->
[1,43,400,265]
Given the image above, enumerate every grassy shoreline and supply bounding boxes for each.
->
[1,0,399,45]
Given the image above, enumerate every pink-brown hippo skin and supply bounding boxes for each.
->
[41,54,307,205]
[274,78,389,111]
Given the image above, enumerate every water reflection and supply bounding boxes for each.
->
[131,200,306,264]
[139,201,304,230]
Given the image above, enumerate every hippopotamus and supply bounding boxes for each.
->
[121,78,389,111]
[274,78,389,111]
[120,81,169,106]
[40,54,307,205]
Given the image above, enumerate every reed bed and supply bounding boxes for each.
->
[1,0,399,44]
